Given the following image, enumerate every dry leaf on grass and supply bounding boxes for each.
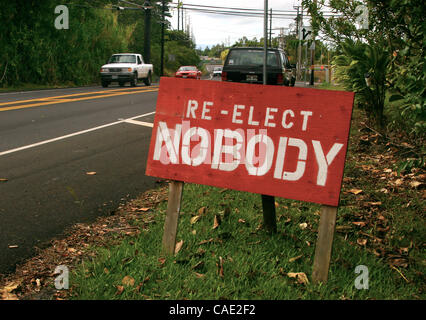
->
[190,215,201,224]
[287,272,309,285]
[299,223,308,230]
[0,178,8,183]
[393,179,403,186]
[238,219,246,224]
[289,255,303,263]
[175,240,184,255]
[198,238,214,245]
[191,261,204,270]
[357,238,368,246]
[217,256,224,278]
[86,172,97,175]
[352,221,366,227]
[1,281,21,295]
[349,188,363,195]
[212,215,221,229]
[198,207,207,215]
[410,181,423,188]
[115,285,124,295]
[195,272,205,278]
[122,276,135,287]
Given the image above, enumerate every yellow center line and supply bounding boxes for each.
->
[0,85,160,107]
[0,88,159,112]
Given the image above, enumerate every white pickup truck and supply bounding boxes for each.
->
[100,53,153,87]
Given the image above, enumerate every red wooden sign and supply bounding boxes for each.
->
[146,77,354,206]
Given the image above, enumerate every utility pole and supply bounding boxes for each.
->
[293,4,302,81]
[144,1,152,63]
[309,0,317,86]
[182,8,184,33]
[160,0,166,76]
[269,8,272,47]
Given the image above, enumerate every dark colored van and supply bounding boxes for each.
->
[221,47,296,86]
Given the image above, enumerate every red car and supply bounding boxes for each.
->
[175,66,202,79]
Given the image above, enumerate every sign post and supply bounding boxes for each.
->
[161,180,184,255]
[261,0,277,234]
[146,78,354,281]
[312,205,338,283]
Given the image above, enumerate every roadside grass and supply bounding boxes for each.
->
[316,82,345,91]
[0,83,89,93]
[69,107,425,300]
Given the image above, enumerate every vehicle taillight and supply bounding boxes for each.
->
[221,71,227,81]
[277,73,284,85]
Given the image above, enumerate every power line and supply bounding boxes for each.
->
[169,3,342,19]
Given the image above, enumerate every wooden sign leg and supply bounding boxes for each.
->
[261,194,277,234]
[312,205,338,283]
[162,180,184,255]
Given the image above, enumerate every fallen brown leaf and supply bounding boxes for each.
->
[198,238,214,245]
[357,238,367,246]
[115,285,124,295]
[352,221,366,227]
[198,207,207,215]
[367,201,382,206]
[190,215,201,224]
[86,172,97,175]
[410,181,423,188]
[217,256,224,278]
[0,178,8,183]
[194,272,205,278]
[175,240,184,255]
[212,215,221,229]
[287,272,309,285]
[191,261,204,270]
[393,179,403,186]
[299,223,308,230]
[289,255,303,263]
[238,218,246,223]
[1,291,19,300]
[349,188,363,195]
[122,276,135,287]
[1,281,21,294]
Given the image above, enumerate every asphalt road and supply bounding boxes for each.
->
[0,84,160,274]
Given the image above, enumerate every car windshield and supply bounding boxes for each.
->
[179,66,197,71]
[108,55,136,64]
[226,50,280,67]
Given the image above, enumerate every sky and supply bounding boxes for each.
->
[167,0,311,49]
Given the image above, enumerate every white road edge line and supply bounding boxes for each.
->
[0,111,156,157]
[120,119,154,128]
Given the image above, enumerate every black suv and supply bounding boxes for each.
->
[222,47,296,86]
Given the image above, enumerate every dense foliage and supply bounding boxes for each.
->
[0,0,200,86]
[302,0,425,137]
